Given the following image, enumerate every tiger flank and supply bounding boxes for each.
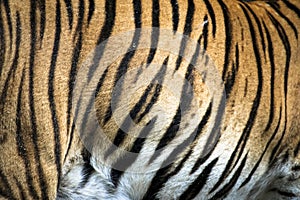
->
[0,0,299,199]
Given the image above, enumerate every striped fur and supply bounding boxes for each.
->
[0,0,299,199]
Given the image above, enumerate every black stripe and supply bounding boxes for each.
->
[71,67,89,149]
[190,143,215,174]
[281,150,289,164]
[48,0,62,196]
[237,17,244,42]
[281,0,300,18]
[170,0,179,33]
[16,68,39,199]
[292,165,300,171]
[218,0,232,82]
[148,110,187,165]
[77,149,93,187]
[80,162,95,187]
[152,0,159,27]
[0,189,14,200]
[270,188,297,197]
[63,0,73,30]
[211,3,264,193]
[82,147,92,163]
[146,0,160,66]
[129,117,157,153]
[137,57,168,122]
[269,118,287,163]
[243,78,248,97]
[103,0,142,124]
[131,60,166,119]
[0,169,16,199]
[104,96,147,157]
[224,44,239,98]
[189,103,213,174]
[108,83,153,148]
[182,0,194,36]
[0,7,5,77]
[86,0,116,83]
[136,84,162,123]
[174,150,193,175]
[96,0,116,44]
[28,1,45,197]
[201,93,224,160]
[67,72,88,158]
[209,153,248,200]
[66,29,82,151]
[95,68,109,100]
[294,141,300,157]
[268,2,298,39]
[105,130,125,158]
[64,121,75,163]
[110,117,157,187]
[0,133,7,144]
[2,0,12,49]
[14,177,26,200]
[133,0,142,28]
[78,149,95,189]
[88,0,95,24]
[185,30,202,81]
[74,0,84,41]
[202,15,209,52]
[142,166,172,199]
[175,0,194,70]
[240,106,282,188]
[262,21,275,132]
[200,54,225,158]
[203,0,216,38]
[148,105,181,164]
[179,158,218,200]
[0,11,21,112]
[37,0,46,44]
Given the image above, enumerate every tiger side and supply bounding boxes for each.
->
[0,0,299,199]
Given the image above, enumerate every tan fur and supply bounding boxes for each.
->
[0,0,299,199]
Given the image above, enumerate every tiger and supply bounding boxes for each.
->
[0,0,299,199]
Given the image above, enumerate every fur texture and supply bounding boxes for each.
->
[0,0,299,199]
